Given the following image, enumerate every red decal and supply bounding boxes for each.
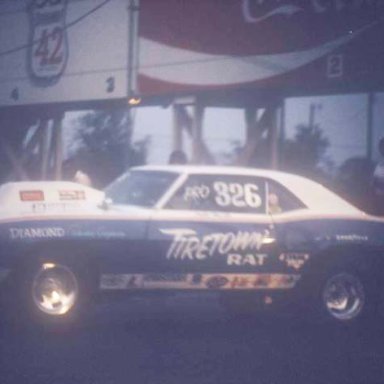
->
[19,190,45,202]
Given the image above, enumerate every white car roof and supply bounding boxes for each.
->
[131,165,362,215]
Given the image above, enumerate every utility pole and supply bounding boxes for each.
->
[125,0,140,168]
[367,92,375,161]
[309,102,322,130]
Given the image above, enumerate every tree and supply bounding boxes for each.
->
[0,110,39,183]
[65,109,149,188]
[281,124,333,182]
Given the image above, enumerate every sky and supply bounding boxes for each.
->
[130,106,247,165]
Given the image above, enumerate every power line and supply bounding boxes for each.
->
[0,0,300,76]
[0,0,113,58]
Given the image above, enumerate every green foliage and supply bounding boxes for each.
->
[0,110,38,182]
[221,124,332,184]
[65,109,149,188]
[281,124,332,181]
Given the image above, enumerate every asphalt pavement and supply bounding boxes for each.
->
[1,293,384,384]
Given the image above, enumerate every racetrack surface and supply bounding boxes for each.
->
[1,293,383,384]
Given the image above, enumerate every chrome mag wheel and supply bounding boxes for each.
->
[32,263,79,316]
[322,272,365,321]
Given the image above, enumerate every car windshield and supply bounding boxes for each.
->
[104,170,178,207]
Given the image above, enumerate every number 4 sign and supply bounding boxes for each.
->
[29,0,68,84]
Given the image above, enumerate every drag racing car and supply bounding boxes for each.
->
[0,165,384,326]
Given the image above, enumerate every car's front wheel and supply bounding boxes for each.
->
[31,262,80,319]
[10,253,97,329]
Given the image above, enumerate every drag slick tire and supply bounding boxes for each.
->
[316,267,376,326]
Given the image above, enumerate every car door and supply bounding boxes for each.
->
[146,173,280,289]
[265,178,313,273]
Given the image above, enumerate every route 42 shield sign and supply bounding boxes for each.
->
[29,0,68,84]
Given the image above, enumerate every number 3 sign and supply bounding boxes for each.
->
[29,0,68,84]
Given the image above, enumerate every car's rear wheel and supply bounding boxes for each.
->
[322,272,365,322]
[316,267,377,326]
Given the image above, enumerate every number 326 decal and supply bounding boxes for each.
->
[213,182,262,208]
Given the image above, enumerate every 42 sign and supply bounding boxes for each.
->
[29,0,68,84]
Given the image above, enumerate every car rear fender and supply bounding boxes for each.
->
[308,244,384,282]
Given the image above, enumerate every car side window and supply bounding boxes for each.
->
[165,174,267,214]
[266,180,306,214]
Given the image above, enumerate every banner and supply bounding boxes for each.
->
[138,0,384,96]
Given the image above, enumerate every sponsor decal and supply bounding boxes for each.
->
[279,253,309,270]
[31,202,77,213]
[100,273,300,290]
[160,229,267,261]
[19,190,45,202]
[58,190,86,201]
[100,274,139,290]
[230,274,300,289]
[68,227,126,240]
[141,274,190,289]
[335,234,368,242]
[68,229,96,238]
[231,275,271,289]
[100,274,189,290]
[230,276,251,289]
[127,275,140,288]
[96,231,127,240]
[192,274,203,285]
[143,274,187,283]
[206,275,229,289]
[227,253,267,266]
[184,185,210,202]
[9,227,65,240]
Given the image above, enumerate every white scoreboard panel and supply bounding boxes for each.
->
[0,0,130,107]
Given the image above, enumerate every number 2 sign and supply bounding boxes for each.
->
[29,0,68,83]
